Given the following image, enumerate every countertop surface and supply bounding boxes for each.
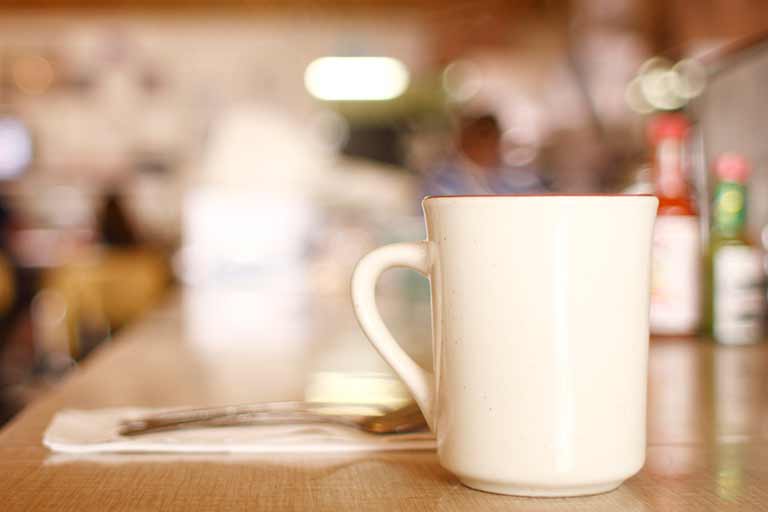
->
[1,291,767,511]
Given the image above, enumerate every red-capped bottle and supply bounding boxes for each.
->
[648,113,701,336]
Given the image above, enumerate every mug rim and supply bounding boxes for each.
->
[423,193,655,201]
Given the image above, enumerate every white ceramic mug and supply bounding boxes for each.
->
[351,195,658,497]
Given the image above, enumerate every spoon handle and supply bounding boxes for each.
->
[118,402,388,437]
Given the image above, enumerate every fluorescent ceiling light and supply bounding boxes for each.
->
[304,57,409,101]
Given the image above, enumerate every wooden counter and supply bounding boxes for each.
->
[1,292,767,511]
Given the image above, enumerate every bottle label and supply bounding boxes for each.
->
[650,216,701,334]
[714,246,764,344]
[713,182,747,236]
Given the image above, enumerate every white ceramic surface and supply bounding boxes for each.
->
[351,195,658,497]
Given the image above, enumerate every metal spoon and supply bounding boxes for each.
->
[118,401,427,437]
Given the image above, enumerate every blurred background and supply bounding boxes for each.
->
[0,0,767,424]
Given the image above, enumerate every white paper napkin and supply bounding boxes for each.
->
[43,407,436,454]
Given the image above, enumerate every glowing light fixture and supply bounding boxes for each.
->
[304,57,409,101]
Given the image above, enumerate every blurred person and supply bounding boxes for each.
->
[97,189,140,248]
[422,113,547,196]
[48,187,168,354]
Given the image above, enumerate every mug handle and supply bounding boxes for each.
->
[351,242,435,430]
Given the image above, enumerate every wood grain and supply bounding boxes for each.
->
[1,294,767,511]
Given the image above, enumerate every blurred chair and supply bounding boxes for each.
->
[41,248,169,359]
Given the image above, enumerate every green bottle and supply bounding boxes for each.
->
[705,154,765,344]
